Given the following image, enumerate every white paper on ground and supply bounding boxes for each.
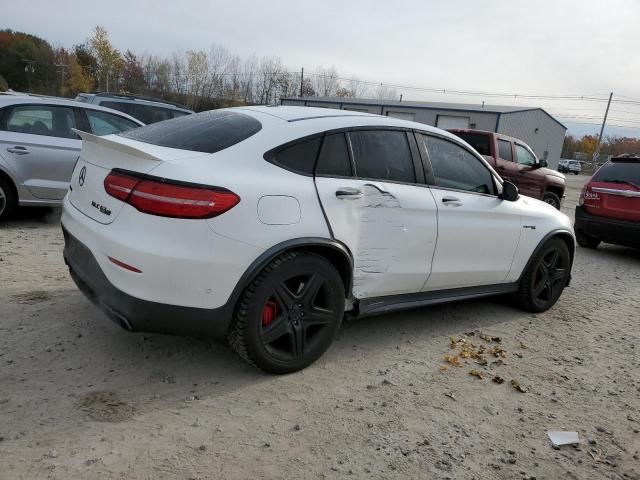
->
[548,431,580,446]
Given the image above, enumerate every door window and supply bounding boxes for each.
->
[516,144,536,166]
[421,134,495,195]
[316,133,352,177]
[498,139,513,161]
[3,105,77,139]
[85,109,140,135]
[349,130,415,183]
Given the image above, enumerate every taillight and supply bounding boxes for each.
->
[104,170,240,219]
[578,185,586,206]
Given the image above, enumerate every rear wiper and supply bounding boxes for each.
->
[602,179,640,190]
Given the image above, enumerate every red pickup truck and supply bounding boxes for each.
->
[448,129,566,209]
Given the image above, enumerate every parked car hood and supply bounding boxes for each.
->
[542,167,565,179]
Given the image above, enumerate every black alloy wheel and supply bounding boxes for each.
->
[229,251,345,374]
[515,238,571,312]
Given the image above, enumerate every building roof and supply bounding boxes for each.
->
[282,96,567,129]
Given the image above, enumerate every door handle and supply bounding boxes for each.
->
[335,187,362,199]
[442,196,462,206]
[7,146,30,155]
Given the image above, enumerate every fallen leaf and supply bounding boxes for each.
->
[443,355,462,368]
[511,379,527,393]
[469,369,484,379]
[480,334,501,343]
[439,365,449,372]
[519,342,528,350]
[492,376,505,384]
[444,392,456,401]
[488,346,507,358]
[475,356,488,366]
[514,352,524,359]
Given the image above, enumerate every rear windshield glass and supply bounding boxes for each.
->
[592,160,640,185]
[119,110,261,154]
[451,132,491,156]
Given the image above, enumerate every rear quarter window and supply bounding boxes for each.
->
[451,132,492,156]
[118,110,262,154]
[265,136,322,175]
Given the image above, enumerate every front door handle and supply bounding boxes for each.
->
[335,187,362,200]
[442,196,462,207]
[7,146,30,155]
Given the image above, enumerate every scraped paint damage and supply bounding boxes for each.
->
[352,185,404,298]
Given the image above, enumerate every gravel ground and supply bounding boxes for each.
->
[1,175,639,479]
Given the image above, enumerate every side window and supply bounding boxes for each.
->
[421,134,495,195]
[349,130,415,183]
[497,139,513,162]
[516,144,536,166]
[316,133,352,177]
[85,110,140,136]
[2,105,77,139]
[99,101,132,116]
[270,137,322,175]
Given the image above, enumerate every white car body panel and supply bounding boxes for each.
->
[316,177,438,298]
[62,105,574,316]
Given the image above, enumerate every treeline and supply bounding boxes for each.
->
[0,26,397,111]
[562,134,640,159]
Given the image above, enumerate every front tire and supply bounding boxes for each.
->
[542,191,561,210]
[514,238,571,313]
[0,176,18,222]
[229,251,345,374]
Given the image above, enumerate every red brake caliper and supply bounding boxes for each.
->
[262,301,278,327]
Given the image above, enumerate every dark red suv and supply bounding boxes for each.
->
[575,154,640,249]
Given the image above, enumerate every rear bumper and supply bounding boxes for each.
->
[575,206,640,248]
[62,226,233,339]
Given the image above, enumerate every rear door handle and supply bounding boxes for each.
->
[335,187,362,199]
[442,196,462,207]
[7,146,30,155]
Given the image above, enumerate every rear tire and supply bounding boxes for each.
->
[0,176,17,222]
[576,229,600,249]
[542,191,561,210]
[228,251,345,374]
[514,238,571,313]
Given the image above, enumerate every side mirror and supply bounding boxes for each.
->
[538,159,548,168]
[501,180,519,202]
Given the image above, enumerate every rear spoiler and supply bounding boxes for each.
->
[72,129,161,161]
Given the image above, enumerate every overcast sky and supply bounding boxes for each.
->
[5,0,640,134]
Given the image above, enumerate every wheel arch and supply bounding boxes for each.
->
[0,166,19,197]
[545,183,564,199]
[229,237,354,312]
[518,229,575,283]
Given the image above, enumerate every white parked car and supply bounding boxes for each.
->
[558,159,582,175]
[61,107,575,373]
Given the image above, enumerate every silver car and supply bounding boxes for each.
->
[0,95,144,221]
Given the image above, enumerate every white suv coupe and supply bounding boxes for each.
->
[61,106,575,373]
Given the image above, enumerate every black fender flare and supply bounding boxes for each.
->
[517,228,575,284]
[226,236,354,311]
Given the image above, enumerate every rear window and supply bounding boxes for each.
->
[451,132,491,156]
[592,160,640,185]
[119,110,262,154]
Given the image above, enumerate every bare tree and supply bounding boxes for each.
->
[374,84,398,101]
[313,66,339,97]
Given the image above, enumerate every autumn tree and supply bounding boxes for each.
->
[89,26,122,91]
[121,50,145,94]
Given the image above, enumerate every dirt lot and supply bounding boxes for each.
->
[1,174,639,479]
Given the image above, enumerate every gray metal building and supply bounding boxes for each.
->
[281,97,567,169]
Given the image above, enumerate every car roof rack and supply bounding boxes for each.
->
[89,92,190,110]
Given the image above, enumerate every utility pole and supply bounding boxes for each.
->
[24,62,35,92]
[55,64,67,93]
[592,92,613,170]
[299,67,304,97]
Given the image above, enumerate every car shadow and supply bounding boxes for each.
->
[4,206,61,227]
